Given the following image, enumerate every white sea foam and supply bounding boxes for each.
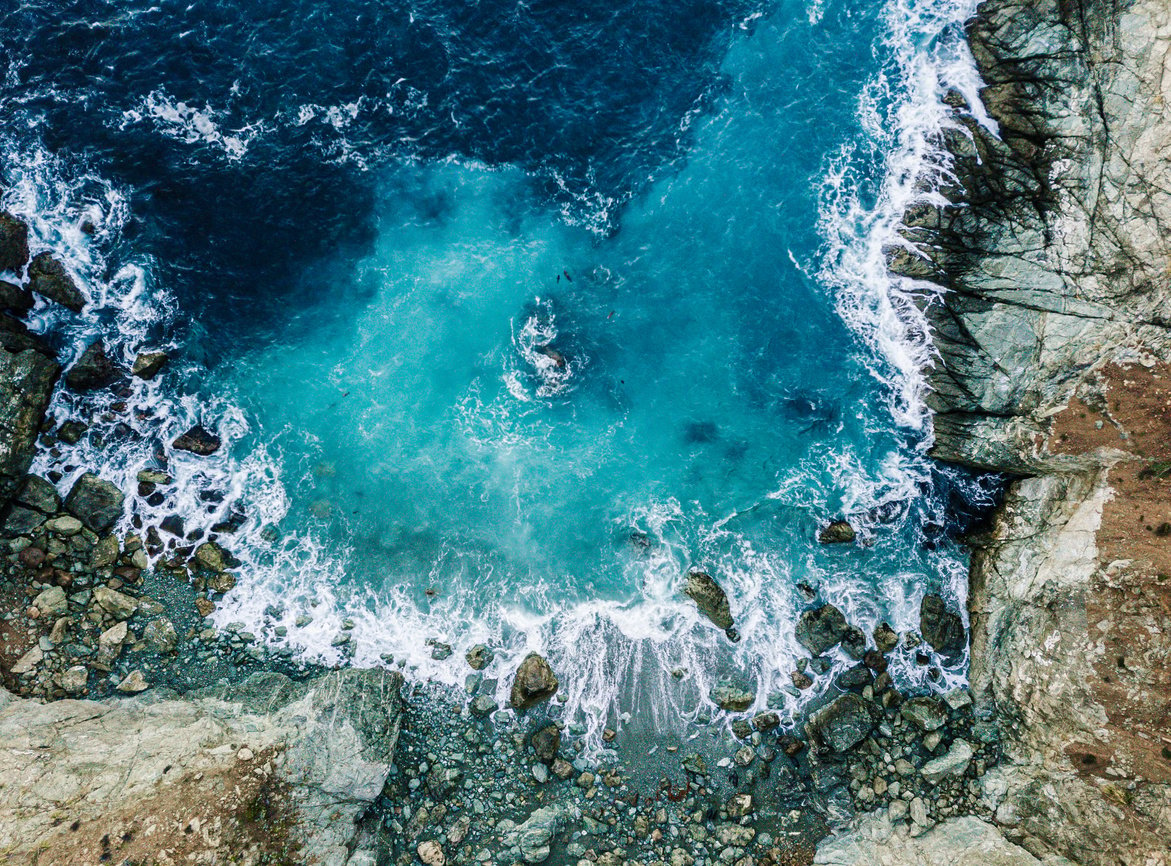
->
[0,0,984,749]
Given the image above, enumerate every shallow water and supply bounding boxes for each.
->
[0,0,996,740]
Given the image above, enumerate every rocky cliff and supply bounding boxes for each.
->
[874,0,1171,863]
[0,668,402,865]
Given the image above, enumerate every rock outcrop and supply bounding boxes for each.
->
[874,0,1171,864]
[0,348,60,504]
[0,668,403,865]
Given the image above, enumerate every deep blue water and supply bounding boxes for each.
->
[0,0,994,738]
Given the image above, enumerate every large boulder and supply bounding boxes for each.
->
[0,668,403,866]
[64,473,125,533]
[65,340,120,392]
[813,814,1054,865]
[795,603,849,656]
[0,212,29,273]
[131,350,168,380]
[27,252,85,312]
[173,424,222,455]
[683,570,737,638]
[818,520,856,544]
[0,349,60,505]
[0,280,33,314]
[509,653,559,710]
[805,694,877,753]
[919,594,965,658]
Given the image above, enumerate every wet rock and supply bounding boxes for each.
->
[46,514,82,535]
[791,670,813,690]
[841,625,867,660]
[710,679,755,711]
[509,652,559,710]
[835,664,873,691]
[683,570,737,638]
[0,280,33,314]
[159,514,184,536]
[64,473,124,533]
[65,340,119,392]
[921,739,973,784]
[0,211,30,273]
[16,475,60,514]
[56,420,88,445]
[900,696,948,732]
[466,643,494,670]
[795,603,849,656]
[943,687,972,711]
[28,252,85,312]
[131,351,168,380]
[752,711,780,731]
[806,694,876,752]
[33,585,68,617]
[0,349,60,503]
[143,617,179,653]
[817,520,855,544]
[873,622,898,653]
[919,594,965,657]
[3,505,45,535]
[193,540,235,572]
[89,535,119,569]
[470,695,496,717]
[173,424,221,455]
[530,724,561,764]
[93,585,138,620]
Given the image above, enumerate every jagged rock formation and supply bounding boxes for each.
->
[0,668,402,865]
[869,0,1171,864]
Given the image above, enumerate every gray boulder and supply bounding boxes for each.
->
[806,694,877,752]
[0,349,60,505]
[795,604,849,656]
[900,697,948,732]
[0,212,29,273]
[27,252,85,312]
[65,473,125,533]
[15,475,60,514]
[920,739,973,784]
[919,594,965,657]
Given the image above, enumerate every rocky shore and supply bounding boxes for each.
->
[880,0,1171,862]
[2,0,1171,863]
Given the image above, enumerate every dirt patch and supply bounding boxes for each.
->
[26,746,301,866]
[1049,362,1171,785]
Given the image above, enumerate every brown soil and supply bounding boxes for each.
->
[1049,362,1171,785]
[26,747,301,866]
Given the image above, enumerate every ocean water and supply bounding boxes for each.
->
[0,0,996,740]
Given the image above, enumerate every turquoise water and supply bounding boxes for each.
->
[1,0,990,738]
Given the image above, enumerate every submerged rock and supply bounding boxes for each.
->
[131,350,168,380]
[817,520,856,544]
[64,473,124,533]
[795,603,849,656]
[0,211,30,273]
[920,594,965,657]
[710,679,755,712]
[65,340,119,392]
[510,652,559,709]
[466,643,494,670]
[806,693,876,752]
[28,252,86,312]
[173,424,222,455]
[683,570,737,639]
